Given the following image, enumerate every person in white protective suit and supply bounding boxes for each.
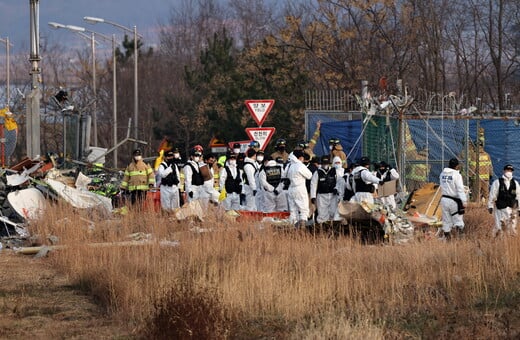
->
[198,153,220,206]
[488,164,520,237]
[439,158,467,240]
[219,153,243,211]
[258,158,287,212]
[158,150,181,211]
[255,150,266,211]
[351,157,381,204]
[375,161,400,209]
[332,156,344,178]
[242,148,259,211]
[183,148,205,203]
[287,150,313,227]
[310,155,340,224]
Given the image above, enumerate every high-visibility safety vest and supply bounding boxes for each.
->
[469,151,492,180]
[120,161,155,191]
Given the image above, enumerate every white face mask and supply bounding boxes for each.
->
[233,148,240,154]
[229,160,237,166]
[257,156,264,162]
[193,156,200,162]
[134,155,142,161]
[173,153,180,159]
[334,163,341,169]
[322,165,329,170]
[504,171,513,179]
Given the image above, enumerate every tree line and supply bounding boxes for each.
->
[6,0,520,165]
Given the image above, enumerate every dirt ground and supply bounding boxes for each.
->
[0,250,134,339]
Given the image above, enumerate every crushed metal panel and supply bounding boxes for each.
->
[404,182,442,219]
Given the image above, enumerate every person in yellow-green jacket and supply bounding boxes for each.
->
[120,149,155,206]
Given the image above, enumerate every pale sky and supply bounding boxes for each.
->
[0,0,180,52]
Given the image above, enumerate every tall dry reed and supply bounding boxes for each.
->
[28,203,520,338]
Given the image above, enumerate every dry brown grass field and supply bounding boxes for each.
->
[6,202,520,339]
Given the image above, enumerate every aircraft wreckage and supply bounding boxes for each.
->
[0,154,443,250]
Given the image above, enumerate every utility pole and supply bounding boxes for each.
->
[27,0,41,158]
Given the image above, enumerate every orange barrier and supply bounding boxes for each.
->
[236,210,290,222]
[145,189,161,212]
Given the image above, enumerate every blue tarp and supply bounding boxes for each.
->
[408,119,520,180]
[306,114,362,162]
[306,112,520,180]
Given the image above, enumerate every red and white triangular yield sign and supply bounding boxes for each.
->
[245,99,275,126]
[245,127,276,150]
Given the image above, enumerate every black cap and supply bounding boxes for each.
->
[504,164,514,171]
[379,161,389,168]
[449,158,459,168]
[233,143,240,149]
[165,150,174,157]
[133,149,141,156]
[321,155,330,164]
[359,156,370,166]
[228,153,237,159]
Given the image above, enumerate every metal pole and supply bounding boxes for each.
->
[112,34,118,167]
[133,25,138,142]
[91,32,97,147]
[27,0,41,159]
[5,37,9,107]
[475,120,481,202]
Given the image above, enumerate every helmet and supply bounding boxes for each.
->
[297,140,309,149]
[276,138,287,147]
[190,148,202,156]
[193,144,204,153]
[329,138,340,145]
[249,140,260,149]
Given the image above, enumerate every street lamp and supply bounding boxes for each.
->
[0,37,12,107]
[84,16,141,143]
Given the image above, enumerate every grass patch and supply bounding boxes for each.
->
[25,204,520,337]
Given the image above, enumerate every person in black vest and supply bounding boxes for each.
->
[158,150,181,211]
[183,148,205,203]
[310,155,340,224]
[375,161,400,209]
[351,157,381,204]
[339,163,356,202]
[259,157,287,212]
[219,153,243,210]
[488,164,520,237]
